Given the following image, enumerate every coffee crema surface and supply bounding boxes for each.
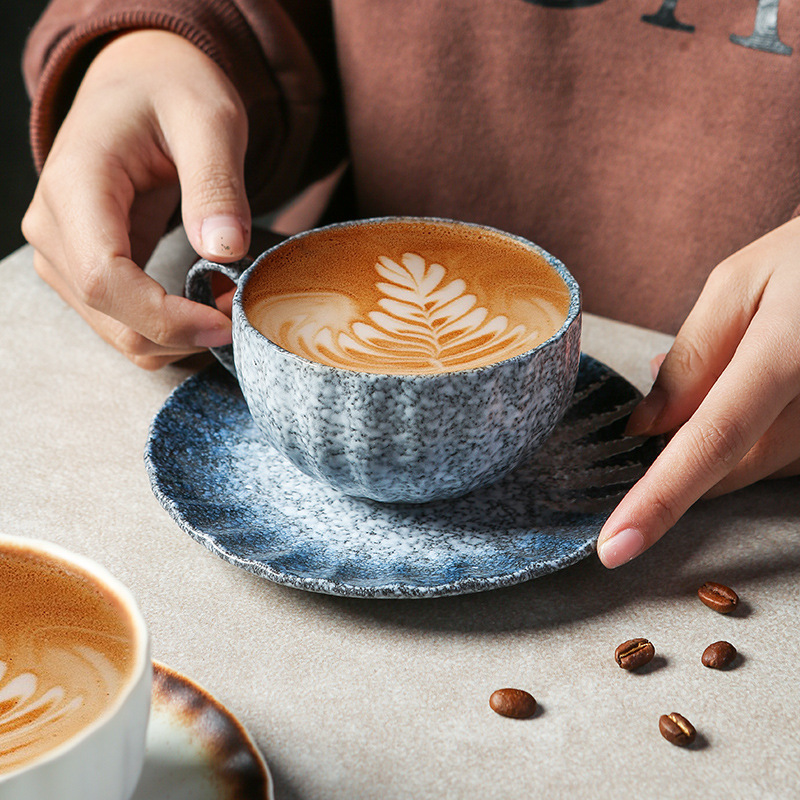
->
[244,220,571,374]
[0,545,136,773]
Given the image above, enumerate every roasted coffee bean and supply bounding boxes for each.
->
[702,641,737,669]
[489,688,537,719]
[614,638,655,670]
[697,581,739,613]
[659,712,696,747]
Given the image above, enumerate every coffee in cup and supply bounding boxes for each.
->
[243,219,570,374]
[0,535,151,800]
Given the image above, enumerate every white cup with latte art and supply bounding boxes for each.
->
[0,535,151,800]
[186,217,581,503]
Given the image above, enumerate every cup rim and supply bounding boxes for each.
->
[0,534,150,782]
[234,216,581,379]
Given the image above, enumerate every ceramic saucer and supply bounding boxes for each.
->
[132,662,273,800]
[145,355,661,598]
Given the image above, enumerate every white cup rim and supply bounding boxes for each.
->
[0,534,150,783]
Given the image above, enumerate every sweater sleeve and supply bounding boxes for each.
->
[22,0,346,214]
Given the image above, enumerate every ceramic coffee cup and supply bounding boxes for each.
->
[186,217,581,503]
[0,535,151,800]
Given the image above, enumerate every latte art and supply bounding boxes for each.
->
[0,636,125,772]
[253,253,564,373]
[0,548,136,774]
[245,221,571,375]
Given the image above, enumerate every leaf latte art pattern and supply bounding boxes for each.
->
[254,253,565,373]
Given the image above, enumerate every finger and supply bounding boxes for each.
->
[48,156,233,350]
[160,85,251,262]
[128,183,182,268]
[212,283,236,318]
[625,261,765,437]
[705,395,800,497]
[771,456,800,479]
[650,353,666,382]
[34,250,205,369]
[26,159,168,289]
[597,310,800,568]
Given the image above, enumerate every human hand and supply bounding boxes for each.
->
[597,216,800,567]
[22,30,251,369]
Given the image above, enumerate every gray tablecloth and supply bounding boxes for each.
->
[2,231,798,798]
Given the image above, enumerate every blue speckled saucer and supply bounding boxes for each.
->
[145,356,661,598]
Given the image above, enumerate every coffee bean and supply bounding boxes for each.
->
[697,581,739,613]
[702,641,737,669]
[614,638,655,670]
[659,712,696,747]
[489,688,537,719]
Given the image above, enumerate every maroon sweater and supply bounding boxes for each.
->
[23,0,800,333]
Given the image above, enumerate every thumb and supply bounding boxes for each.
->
[167,101,251,262]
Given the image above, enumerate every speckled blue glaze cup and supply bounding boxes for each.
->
[185,217,581,503]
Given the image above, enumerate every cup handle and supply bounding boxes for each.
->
[185,258,251,376]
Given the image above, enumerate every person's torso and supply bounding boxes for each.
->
[330,0,800,332]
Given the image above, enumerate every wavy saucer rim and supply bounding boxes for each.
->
[144,356,641,599]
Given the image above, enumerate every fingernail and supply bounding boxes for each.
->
[597,528,646,568]
[625,387,667,437]
[201,216,245,259]
[194,327,232,348]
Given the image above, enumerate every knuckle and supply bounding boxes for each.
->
[73,264,110,310]
[187,162,245,209]
[20,205,43,245]
[147,318,174,348]
[645,487,682,533]
[113,327,152,359]
[704,255,758,308]
[707,254,748,289]
[688,416,747,474]
[140,298,175,348]
[129,353,168,371]
[707,255,737,284]
[113,320,176,358]
[662,337,706,381]
[145,314,183,350]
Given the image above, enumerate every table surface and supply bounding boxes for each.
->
[2,231,799,799]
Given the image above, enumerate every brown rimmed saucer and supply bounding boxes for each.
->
[131,662,273,800]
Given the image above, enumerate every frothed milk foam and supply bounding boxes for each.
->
[244,220,570,374]
[0,544,136,773]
